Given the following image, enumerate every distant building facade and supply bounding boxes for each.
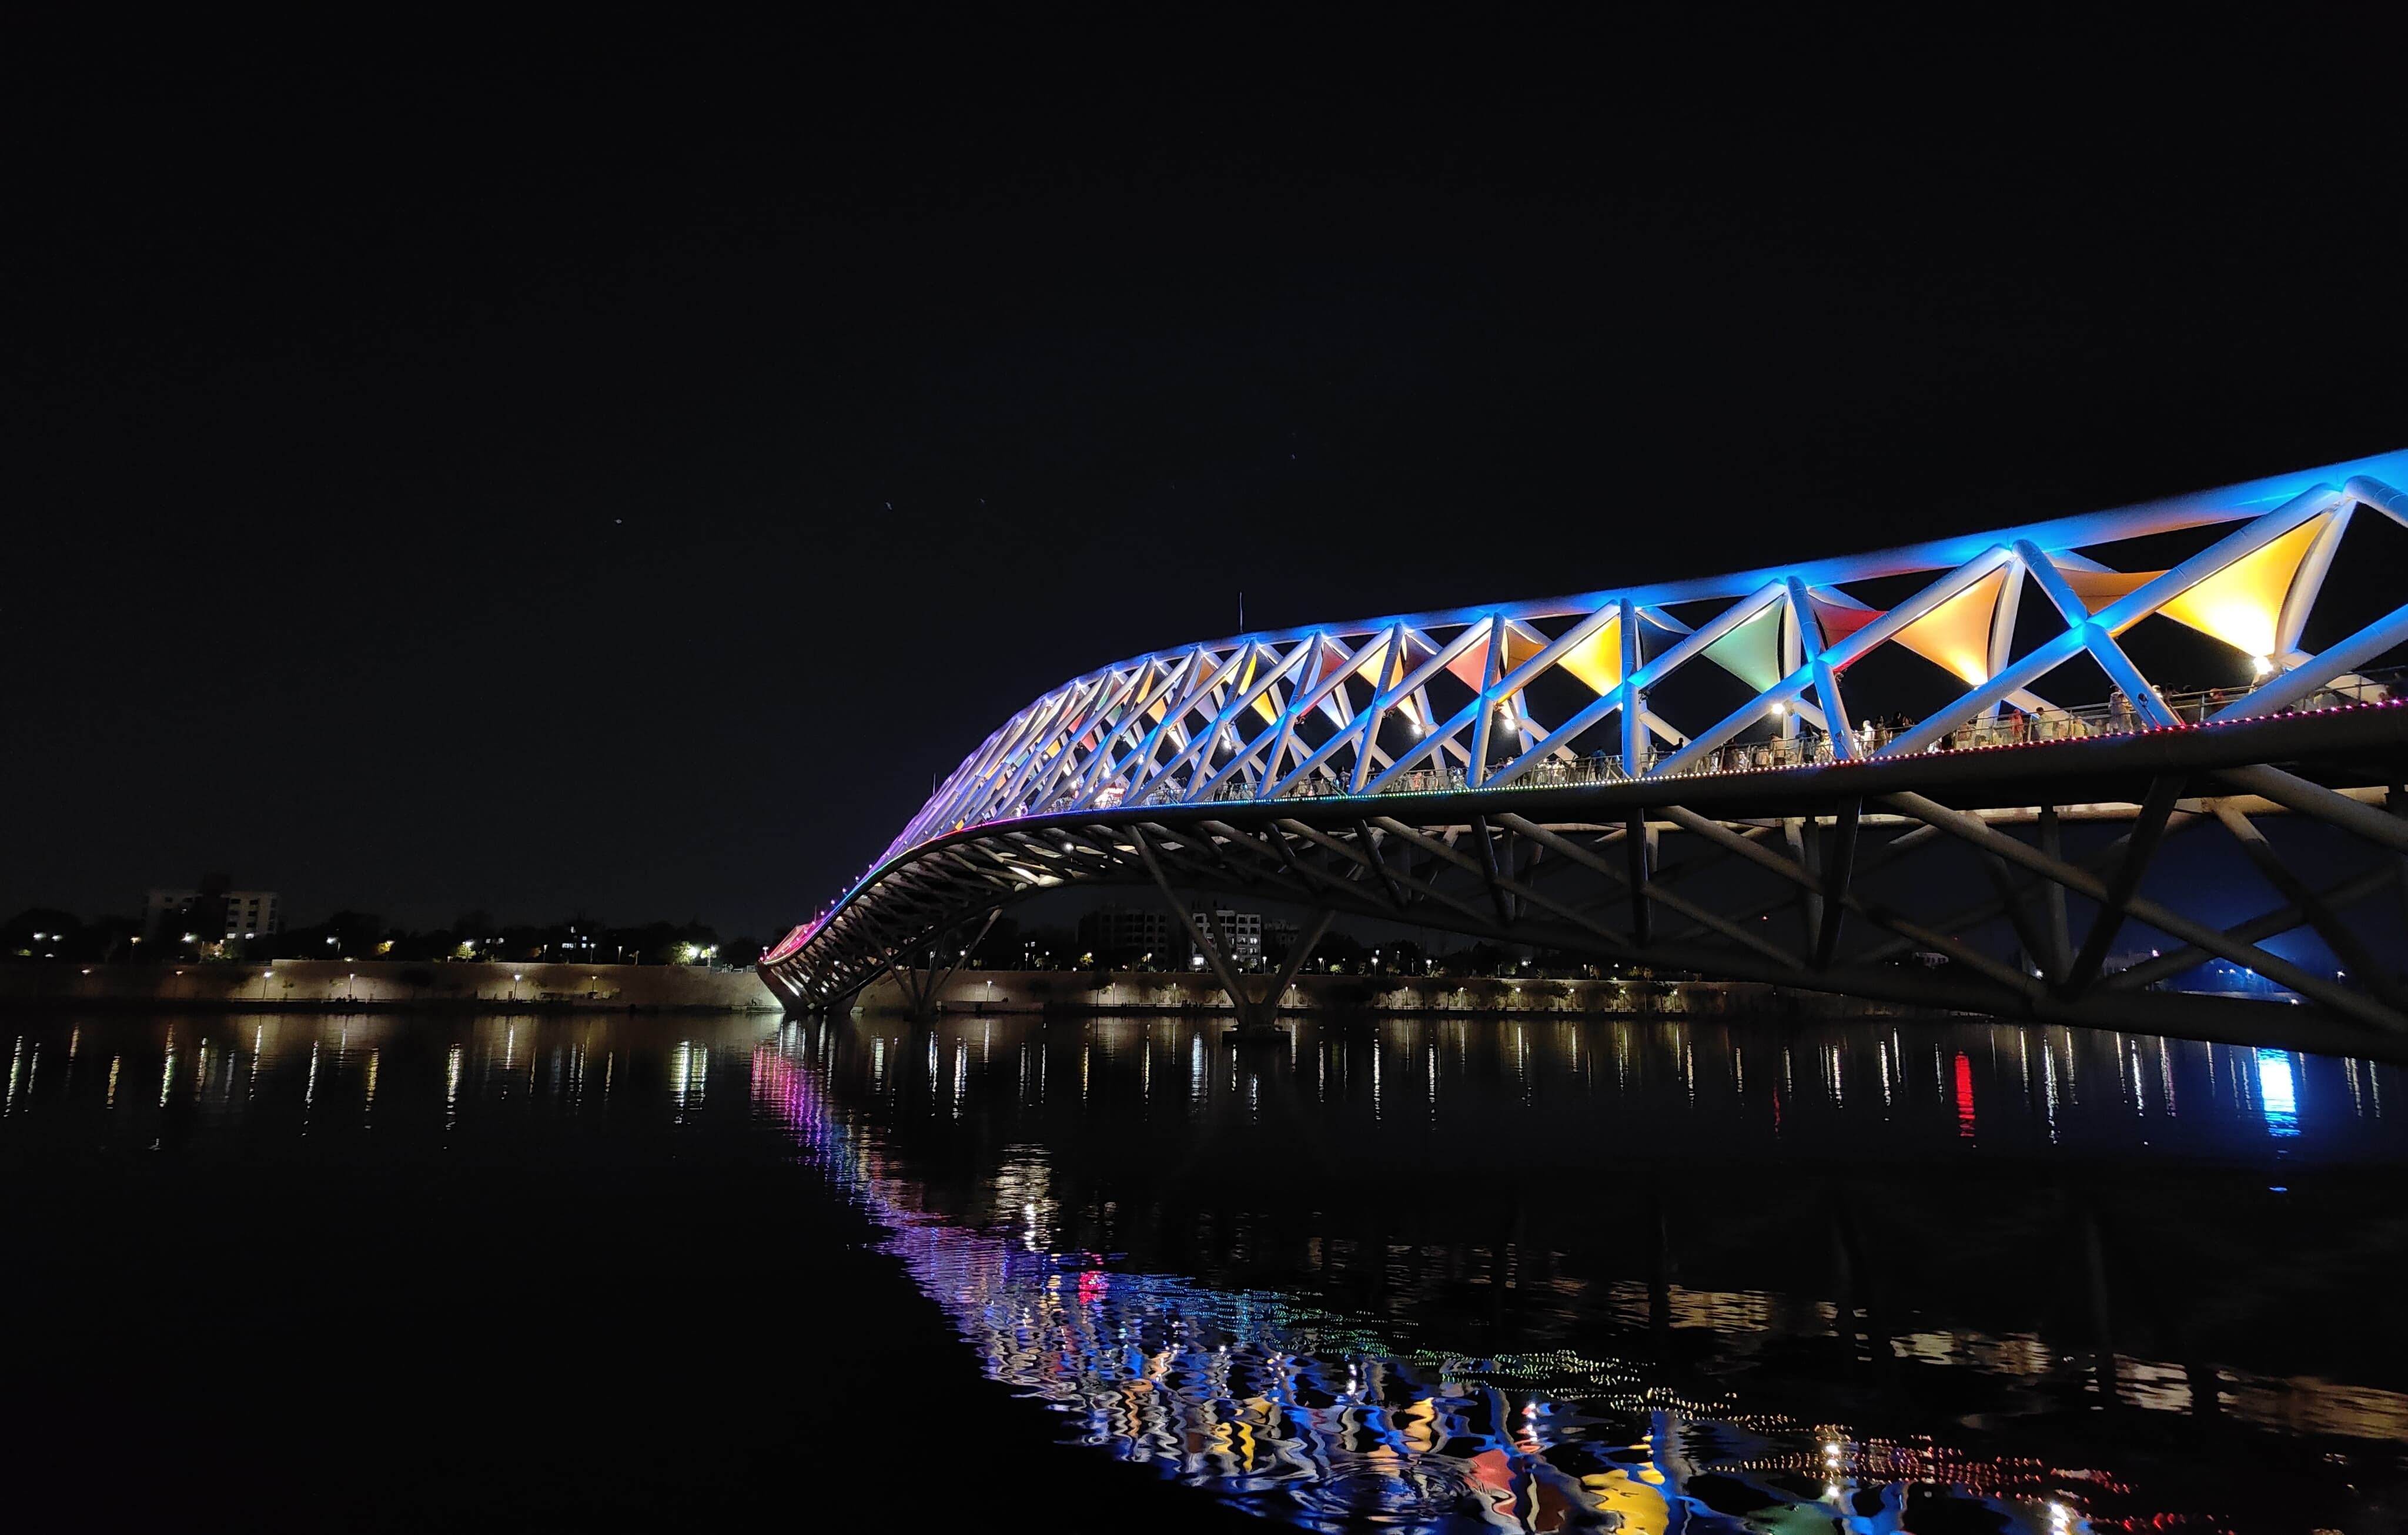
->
[1076,904,1173,964]
[1192,909,1263,968]
[1077,902,1270,968]
[146,886,281,942]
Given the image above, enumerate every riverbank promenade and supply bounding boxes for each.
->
[0,959,777,1013]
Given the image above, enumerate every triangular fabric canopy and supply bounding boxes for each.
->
[1312,632,1422,692]
[2154,514,2330,659]
[1804,588,1883,650]
[1556,614,1624,695]
[1235,651,1283,725]
[1132,661,1178,725]
[1352,632,1419,691]
[1703,599,1786,693]
[2049,560,2162,618]
[1895,566,2012,687]
[1303,638,1377,729]
[1444,621,1547,694]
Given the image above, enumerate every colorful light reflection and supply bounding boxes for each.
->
[1954,1051,1977,1140]
[753,1026,2128,1533]
[2256,1048,2300,1138]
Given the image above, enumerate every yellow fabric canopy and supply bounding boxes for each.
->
[1895,566,2012,686]
[1557,614,1624,695]
[1234,652,1282,724]
[2154,516,2329,658]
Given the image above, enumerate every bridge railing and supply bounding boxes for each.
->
[1079,670,2408,814]
[1098,667,2406,810]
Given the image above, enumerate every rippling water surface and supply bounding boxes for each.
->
[4,1010,2404,1531]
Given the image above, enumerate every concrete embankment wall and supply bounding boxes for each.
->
[0,959,777,1013]
[0,961,1913,1020]
[851,968,1918,1019]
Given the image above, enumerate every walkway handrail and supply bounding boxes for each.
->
[1082,667,2407,812]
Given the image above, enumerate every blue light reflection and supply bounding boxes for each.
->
[2256,1048,2300,1138]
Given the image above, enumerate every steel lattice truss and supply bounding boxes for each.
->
[764,453,2408,1054]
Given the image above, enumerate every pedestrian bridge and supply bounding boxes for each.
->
[762,452,2408,1057]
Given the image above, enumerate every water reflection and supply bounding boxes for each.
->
[4,1011,2404,1531]
[759,1014,2408,1533]
[2255,1048,2300,1139]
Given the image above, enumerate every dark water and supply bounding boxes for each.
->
[4,1012,2404,1532]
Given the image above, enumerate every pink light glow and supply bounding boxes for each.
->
[761,923,817,965]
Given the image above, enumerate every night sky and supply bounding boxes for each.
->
[10,19,2404,940]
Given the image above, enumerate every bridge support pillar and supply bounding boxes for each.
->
[2038,805,2072,979]
[1623,814,1655,947]
[1130,827,1332,1035]
[1783,818,1821,948]
[2393,775,2408,944]
[879,909,999,1022]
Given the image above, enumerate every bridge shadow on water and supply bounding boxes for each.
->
[2,1008,2403,1531]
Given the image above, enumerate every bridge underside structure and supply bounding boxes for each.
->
[762,454,2408,1059]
